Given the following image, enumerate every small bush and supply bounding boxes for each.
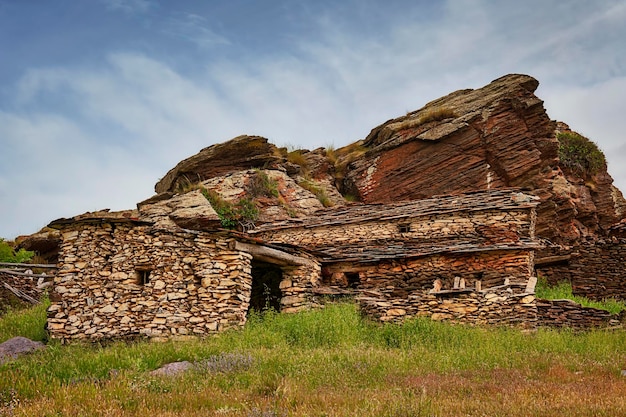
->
[393,106,456,131]
[0,238,34,263]
[201,189,259,229]
[286,150,309,174]
[557,131,606,176]
[248,170,279,198]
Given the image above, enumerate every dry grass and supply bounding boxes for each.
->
[392,106,457,132]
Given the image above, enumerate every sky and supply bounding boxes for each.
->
[1,0,625,239]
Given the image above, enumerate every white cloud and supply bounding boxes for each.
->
[100,0,152,14]
[2,0,625,238]
[163,12,230,48]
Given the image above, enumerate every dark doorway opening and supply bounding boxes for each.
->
[249,261,283,313]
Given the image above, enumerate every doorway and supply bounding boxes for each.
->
[249,261,283,313]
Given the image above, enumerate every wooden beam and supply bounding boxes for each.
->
[0,262,57,269]
[234,242,313,267]
[534,255,571,266]
[0,269,54,278]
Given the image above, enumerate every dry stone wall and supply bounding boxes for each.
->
[325,250,534,298]
[536,298,622,329]
[48,223,255,341]
[536,239,626,301]
[357,284,537,327]
[569,239,626,301]
[256,209,534,249]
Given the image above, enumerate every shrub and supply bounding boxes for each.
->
[393,106,457,131]
[247,170,279,198]
[557,131,606,176]
[286,150,309,174]
[201,189,259,229]
[298,180,334,208]
[0,238,34,263]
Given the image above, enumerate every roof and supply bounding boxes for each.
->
[313,238,541,263]
[48,209,150,229]
[250,189,539,233]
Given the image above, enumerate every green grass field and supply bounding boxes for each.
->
[1,302,625,416]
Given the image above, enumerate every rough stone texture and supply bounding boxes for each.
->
[536,298,622,329]
[0,337,45,365]
[341,74,625,244]
[48,223,256,341]
[137,189,221,231]
[47,218,321,342]
[356,284,537,328]
[155,135,283,194]
[536,239,626,301]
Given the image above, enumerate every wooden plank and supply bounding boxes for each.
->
[1,282,40,305]
[0,262,57,269]
[534,255,571,266]
[0,269,54,278]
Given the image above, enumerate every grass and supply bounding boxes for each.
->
[201,188,259,229]
[393,106,457,132]
[248,170,280,199]
[2,302,626,416]
[557,131,607,176]
[298,180,334,207]
[535,277,626,315]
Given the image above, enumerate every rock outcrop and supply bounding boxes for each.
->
[24,74,626,254]
[337,74,624,244]
[155,135,283,194]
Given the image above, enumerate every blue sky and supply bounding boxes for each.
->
[1,0,625,239]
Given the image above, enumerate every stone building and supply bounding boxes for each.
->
[47,189,543,341]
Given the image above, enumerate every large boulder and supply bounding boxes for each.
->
[339,74,625,244]
[155,135,283,194]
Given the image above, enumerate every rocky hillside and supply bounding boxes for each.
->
[142,74,624,245]
[19,73,626,256]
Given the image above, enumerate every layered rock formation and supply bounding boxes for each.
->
[339,74,624,244]
[23,74,625,255]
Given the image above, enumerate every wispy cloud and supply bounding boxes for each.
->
[163,12,230,48]
[1,0,625,238]
[100,0,153,14]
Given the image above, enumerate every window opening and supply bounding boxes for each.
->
[398,223,411,233]
[136,268,152,285]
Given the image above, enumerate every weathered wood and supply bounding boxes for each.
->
[234,242,313,266]
[0,269,53,278]
[534,255,571,266]
[0,262,57,269]
[2,282,40,304]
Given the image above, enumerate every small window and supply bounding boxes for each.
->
[345,272,361,289]
[398,223,411,233]
[136,268,152,285]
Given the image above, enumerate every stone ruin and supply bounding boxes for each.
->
[23,73,626,341]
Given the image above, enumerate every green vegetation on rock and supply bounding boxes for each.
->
[557,131,607,176]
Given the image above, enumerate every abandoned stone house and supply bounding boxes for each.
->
[46,188,545,341]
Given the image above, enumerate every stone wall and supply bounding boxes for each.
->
[356,284,537,327]
[48,223,256,341]
[256,209,534,249]
[344,250,533,297]
[536,240,626,301]
[48,222,324,342]
[569,239,626,301]
[536,298,622,329]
